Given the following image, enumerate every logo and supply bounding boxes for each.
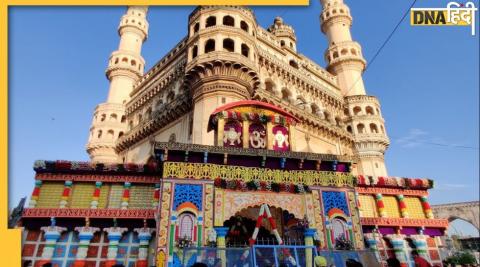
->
[410,1,478,35]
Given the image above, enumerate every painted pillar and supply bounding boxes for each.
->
[134,227,154,267]
[217,118,225,147]
[36,218,66,267]
[397,195,409,218]
[420,196,433,218]
[215,227,229,267]
[304,228,317,267]
[385,234,408,267]
[90,181,102,209]
[364,233,381,262]
[168,214,177,264]
[410,234,430,262]
[121,181,131,209]
[73,224,100,267]
[29,180,42,208]
[103,226,128,267]
[197,215,203,247]
[375,193,387,217]
[266,121,273,150]
[242,120,249,149]
[59,180,73,208]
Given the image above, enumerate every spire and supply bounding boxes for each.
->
[86,6,149,163]
[320,0,366,96]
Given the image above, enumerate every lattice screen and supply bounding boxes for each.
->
[129,184,154,209]
[404,197,426,219]
[358,194,378,217]
[36,182,64,208]
[382,196,400,218]
[70,183,95,208]
[107,184,124,209]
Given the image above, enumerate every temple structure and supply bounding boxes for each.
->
[20,2,449,267]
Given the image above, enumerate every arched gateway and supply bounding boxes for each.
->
[432,201,480,230]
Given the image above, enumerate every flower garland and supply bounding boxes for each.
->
[33,160,158,174]
[215,111,293,125]
[356,175,434,189]
[213,178,310,194]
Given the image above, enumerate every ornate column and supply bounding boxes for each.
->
[90,181,102,209]
[121,182,131,209]
[364,232,381,262]
[410,233,430,262]
[103,225,128,267]
[304,228,317,267]
[134,227,155,267]
[420,196,433,218]
[215,227,229,267]
[266,121,273,150]
[397,195,409,218]
[385,234,408,267]
[242,120,250,149]
[288,124,296,151]
[375,193,387,217]
[217,118,225,147]
[73,220,100,267]
[59,180,73,208]
[28,180,42,208]
[36,218,66,267]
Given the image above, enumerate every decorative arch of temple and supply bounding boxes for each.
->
[208,100,299,151]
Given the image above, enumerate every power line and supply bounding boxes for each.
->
[343,0,418,96]
[391,135,479,150]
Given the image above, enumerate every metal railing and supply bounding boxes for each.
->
[173,246,381,267]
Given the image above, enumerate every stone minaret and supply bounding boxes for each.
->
[320,0,390,176]
[86,6,149,163]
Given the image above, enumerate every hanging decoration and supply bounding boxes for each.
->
[420,196,433,218]
[213,178,310,194]
[249,123,266,149]
[59,180,72,208]
[272,125,290,151]
[214,110,293,126]
[397,195,409,218]
[90,181,102,209]
[223,121,243,147]
[375,194,386,217]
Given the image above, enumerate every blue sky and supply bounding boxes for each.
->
[8,2,479,230]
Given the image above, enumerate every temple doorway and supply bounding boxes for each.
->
[223,205,307,247]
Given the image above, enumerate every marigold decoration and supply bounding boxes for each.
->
[420,196,433,218]
[213,177,310,194]
[356,175,434,189]
[152,183,160,208]
[60,181,73,208]
[90,181,102,209]
[375,194,386,217]
[29,180,42,208]
[33,160,158,174]
[121,182,131,209]
[397,194,409,218]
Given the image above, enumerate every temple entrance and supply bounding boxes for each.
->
[223,205,307,247]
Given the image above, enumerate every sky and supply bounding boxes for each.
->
[8,1,479,233]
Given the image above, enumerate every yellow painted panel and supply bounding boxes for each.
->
[358,194,378,217]
[70,183,95,208]
[97,184,110,209]
[129,185,154,209]
[404,197,426,219]
[382,196,400,218]
[36,182,64,208]
[107,184,124,209]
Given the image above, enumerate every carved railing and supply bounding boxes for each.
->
[360,217,449,228]
[22,208,155,218]
[163,162,355,187]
